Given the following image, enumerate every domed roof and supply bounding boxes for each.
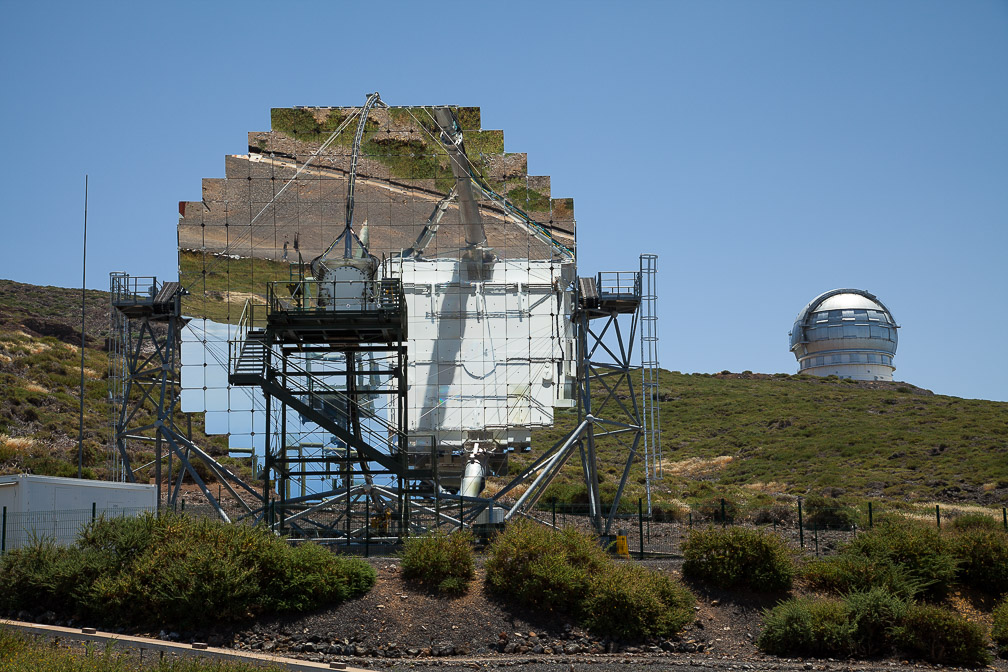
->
[793,288,895,326]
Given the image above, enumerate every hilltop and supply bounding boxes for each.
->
[1,279,1006,512]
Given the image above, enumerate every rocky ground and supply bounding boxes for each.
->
[118,557,1005,672]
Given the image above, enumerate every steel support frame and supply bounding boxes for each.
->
[109,274,265,521]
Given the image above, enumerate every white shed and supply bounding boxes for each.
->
[0,474,155,550]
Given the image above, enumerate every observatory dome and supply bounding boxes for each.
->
[788,289,898,381]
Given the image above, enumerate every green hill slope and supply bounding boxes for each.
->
[516,371,1008,513]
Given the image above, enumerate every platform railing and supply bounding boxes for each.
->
[596,271,641,298]
[265,278,405,316]
[109,273,159,306]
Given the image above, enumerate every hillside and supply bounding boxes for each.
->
[517,371,1008,514]
[2,279,1006,513]
[0,279,230,480]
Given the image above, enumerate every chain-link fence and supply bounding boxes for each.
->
[525,498,1008,559]
[0,505,154,552]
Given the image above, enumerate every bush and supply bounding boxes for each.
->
[993,598,1008,658]
[581,563,694,640]
[757,597,854,657]
[682,527,794,591]
[401,530,475,596]
[0,513,375,628]
[749,503,793,526]
[950,513,1002,531]
[803,496,858,530]
[803,554,919,599]
[485,521,694,640]
[949,527,1008,595]
[846,588,908,657]
[894,603,989,667]
[834,523,956,600]
[696,496,738,523]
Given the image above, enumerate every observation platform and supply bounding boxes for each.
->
[578,272,641,314]
[265,279,407,347]
[109,274,185,320]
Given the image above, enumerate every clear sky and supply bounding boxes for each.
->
[1,1,1006,402]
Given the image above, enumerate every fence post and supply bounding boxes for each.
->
[638,498,645,560]
[92,502,96,523]
[688,511,692,530]
[868,501,873,529]
[1,506,6,554]
[935,504,940,530]
[1003,507,1007,532]
[365,496,370,558]
[798,499,804,549]
[720,498,727,528]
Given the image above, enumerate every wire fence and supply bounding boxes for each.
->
[526,498,1008,559]
[0,505,155,553]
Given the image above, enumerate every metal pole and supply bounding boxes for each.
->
[365,496,370,558]
[814,521,819,556]
[798,499,804,548]
[92,502,96,523]
[720,498,727,528]
[78,174,88,479]
[2,506,6,553]
[868,501,873,529]
[1003,507,1007,532]
[638,498,644,560]
[935,504,941,530]
[552,499,556,528]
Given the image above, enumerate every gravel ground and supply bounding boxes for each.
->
[187,558,1006,672]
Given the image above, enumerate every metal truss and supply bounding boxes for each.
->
[108,273,265,522]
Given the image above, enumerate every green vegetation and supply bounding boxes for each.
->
[759,592,988,666]
[949,525,1008,595]
[0,514,374,629]
[270,108,373,146]
[894,603,990,667]
[803,522,957,600]
[758,596,853,658]
[518,370,1008,512]
[178,250,291,325]
[0,627,289,671]
[0,279,233,480]
[485,520,694,640]
[506,185,550,212]
[681,527,794,591]
[993,597,1008,658]
[400,530,475,596]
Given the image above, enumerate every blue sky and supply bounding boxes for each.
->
[1,1,1006,402]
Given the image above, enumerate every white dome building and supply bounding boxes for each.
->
[789,289,898,381]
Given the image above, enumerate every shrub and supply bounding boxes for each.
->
[803,496,857,530]
[485,520,607,616]
[803,554,919,599]
[401,530,475,596]
[485,521,694,640]
[581,564,694,640]
[950,513,1002,531]
[949,527,1008,595]
[682,527,794,591]
[757,597,854,657]
[845,588,907,657]
[696,496,738,523]
[749,503,793,526]
[0,513,375,628]
[838,523,956,600]
[993,598,1008,658]
[894,603,989,667]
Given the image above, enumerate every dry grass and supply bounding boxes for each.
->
[24,382,48,394]
[0,434,35,451]
[743,481,788,494]
[661,455,733,478]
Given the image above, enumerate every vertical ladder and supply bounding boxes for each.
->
[639,254,662,513]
